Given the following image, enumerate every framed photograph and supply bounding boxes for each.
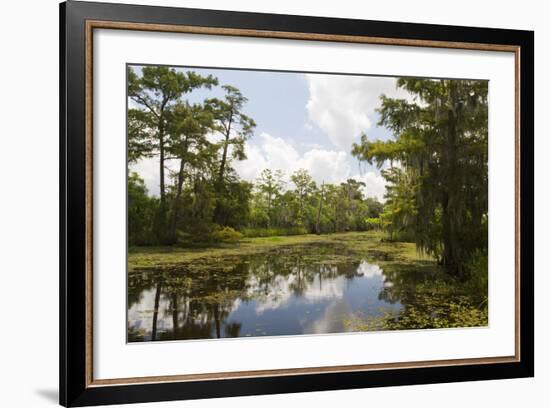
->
[60,1,534,406]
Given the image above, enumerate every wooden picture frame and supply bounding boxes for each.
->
[60,1,534,406]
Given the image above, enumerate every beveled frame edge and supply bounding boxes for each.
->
[90,356,519,387]
[88,19,521,52]
[61,1,534,406]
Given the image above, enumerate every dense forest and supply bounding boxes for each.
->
[128,66,488,280]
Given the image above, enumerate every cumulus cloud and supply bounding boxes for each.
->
[305,74,411,149]
[301,149,350,185]
[233,132,386,201]
[353,171,387,202]
[129,157,164,197]
[233,133,349,185]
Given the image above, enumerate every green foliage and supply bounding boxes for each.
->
[128,172,158,245]
[242,227,308,238]
[127,65,217,173]
[211,227,243,243]
[364,197,384,218]
[364,217,382,230]
[254,169,285,227]
[464,249,488,297]
[347,295,488,331]
[176,223,219,245]
[128,65,219,244]
[176,225,243,245]
[211,178,253,229]
[376,167,418,240]
[345,263,488,332]
[208,85,257,225]
[290,169,317,225]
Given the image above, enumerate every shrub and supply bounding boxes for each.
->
[465,249,488,297]
[242,227,308,238]
[176,225,243,245]
[364,217,382,230]
[211,226,243,243]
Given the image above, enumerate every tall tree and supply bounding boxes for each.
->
[207,85,256,225]
[339,179,367,230]
[290,169,316,225]
[352,78,488,277]
[315,182,325,234]
[377,167,418,240]
[128,108,156,164]
[128,66,217,203]
[255,169,285,228]
[165,102,216,242]
[208,85,256,184]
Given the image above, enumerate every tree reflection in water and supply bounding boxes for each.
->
[128,245,482,342]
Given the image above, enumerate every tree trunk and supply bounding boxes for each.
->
[213,133,230,226]
[440,81,465,279]
[172,294,178,339]
[441,192,455,270]
[158,120,166,204]
[213,113,234,226]
[213,305,221,339]
[168,158,185,242]
[169,140,188,243]
[267,191,272,228]
[217,132,230,183]
[151,281,162,341]
[154,114,170,244]
[315,183,324,234]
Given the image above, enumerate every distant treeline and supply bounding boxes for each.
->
[129,168,384,245]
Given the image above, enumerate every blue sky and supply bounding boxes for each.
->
[129,65,412,201]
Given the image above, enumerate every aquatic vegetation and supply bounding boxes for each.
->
[344,295,488,331]
[128,231,428,272]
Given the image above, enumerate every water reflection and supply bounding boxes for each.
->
[128,250,416,342]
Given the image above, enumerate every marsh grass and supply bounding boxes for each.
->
[128,231,425,272]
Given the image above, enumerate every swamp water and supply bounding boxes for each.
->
[127,243,466,342]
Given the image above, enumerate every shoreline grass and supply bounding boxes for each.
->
[128,230,433,272]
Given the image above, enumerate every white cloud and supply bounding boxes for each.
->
[353,171,387,202]
[305,75,411,149]
[129,157,163,197]
[234,132,387,201]
[301,149,350,185]
[233,132,350,186]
